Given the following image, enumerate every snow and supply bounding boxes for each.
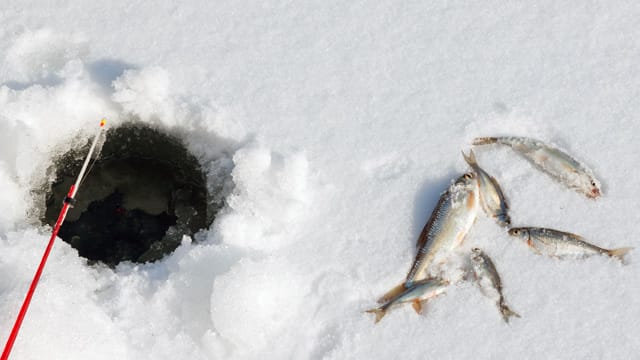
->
[1,1,640,359]
[217,144,310,251]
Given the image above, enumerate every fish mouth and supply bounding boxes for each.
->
[588,188,601,198]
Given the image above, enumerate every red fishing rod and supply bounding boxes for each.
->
[1,119,107,360]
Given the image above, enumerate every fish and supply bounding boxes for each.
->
[469,248,520,323]
[404,172,480,283]
[508,227,633,261]
[379,172,479,304]
[366,278,449,323]
[472,136,601,199]
[462,149,511,227]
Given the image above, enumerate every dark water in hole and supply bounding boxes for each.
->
[59,190,177,264]
[45,122,211,266]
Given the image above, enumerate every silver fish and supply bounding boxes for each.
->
[470,248,520,323]
[366,278,449,324]
[473,136,601,199]
[508,227,632,260]
[378,173,479,304]
[378,173,480,304]
[407,173,480,283]
[462,149,511,227]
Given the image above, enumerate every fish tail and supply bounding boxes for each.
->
[365,308,387,324]
[461,149,477,166]
[472,137,499,146]
[377,282,408,304]
[499,303,521,323]
[498,213,511,227]
[607,247,633,261]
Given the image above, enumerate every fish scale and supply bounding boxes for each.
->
[405,173,479,285]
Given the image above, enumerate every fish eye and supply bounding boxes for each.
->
[511,229,519,234]
[464,174,472,179]
[590,180,596,186]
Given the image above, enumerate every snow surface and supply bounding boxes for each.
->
[1,1,640,359]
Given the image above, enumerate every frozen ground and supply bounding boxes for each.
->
[1,1,640,359]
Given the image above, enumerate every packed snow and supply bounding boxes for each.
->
[1,1,640,359]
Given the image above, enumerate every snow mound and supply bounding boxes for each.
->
[4,29,88,84]
[0,165,28,234]
[214,144,310,251]
[210,256,309,356]
[112,67,172,122]
[0,229,128,360]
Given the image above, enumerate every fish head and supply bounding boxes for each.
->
[454,172,477,187]
[508,227,529,241]
[469,247,489,273]
[470,247,483,261]
[469,248,484,271]
[571,172,601,198]
[584,177,601,199]
[451,172,480,210]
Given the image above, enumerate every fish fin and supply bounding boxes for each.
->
[607,247,633,262]
[461,149,477,167]
[365,308,386,324]
[526,238,542,255]
[466,189,477,211]
[500,304,521,323]
[377,282,407,304]
[411,299,423,314]
[472,137,498,146]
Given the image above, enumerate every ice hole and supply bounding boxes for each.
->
[43,122,210,266]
